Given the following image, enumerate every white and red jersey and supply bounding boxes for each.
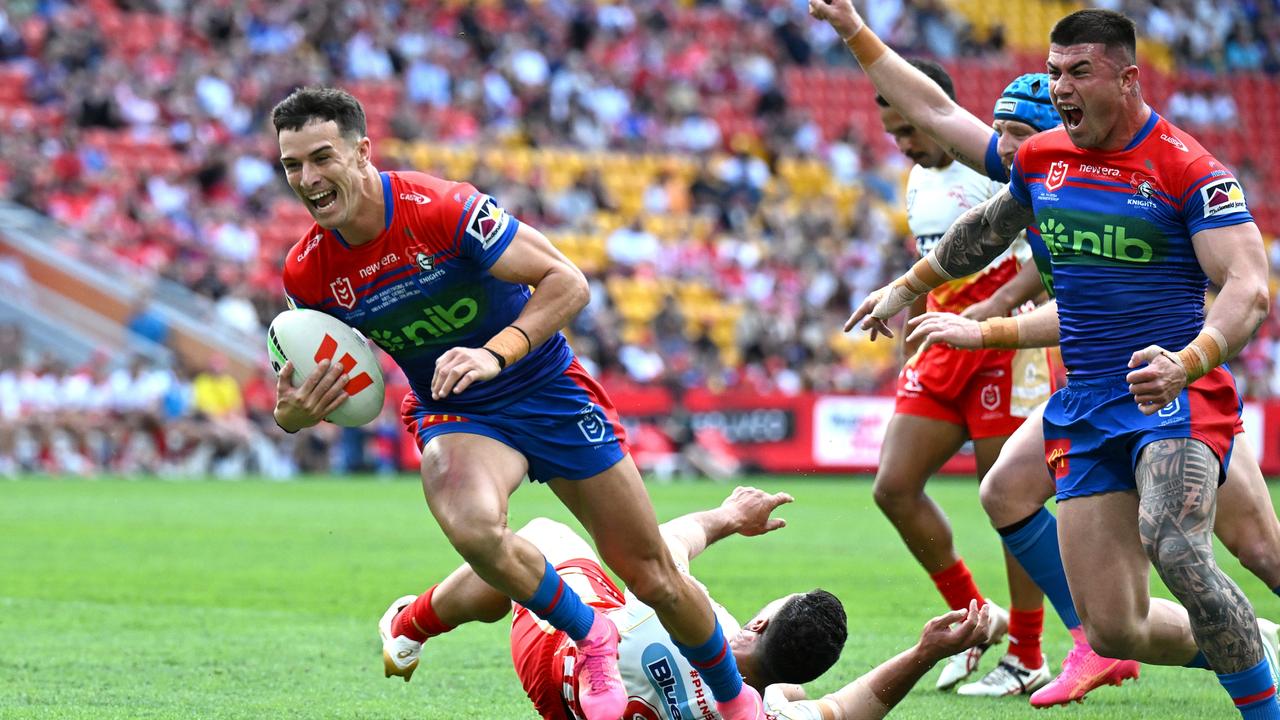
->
[550,582,741,720]
[905,160,1028,313]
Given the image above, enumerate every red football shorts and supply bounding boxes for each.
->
[895,343,1026,439]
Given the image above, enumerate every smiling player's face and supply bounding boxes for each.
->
[278,119,370,229]
[1048,42,1135,150]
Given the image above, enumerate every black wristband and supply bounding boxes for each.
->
[510,324,533,352]
[483,346,507,370]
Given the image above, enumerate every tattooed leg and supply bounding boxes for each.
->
[1137,438,1264,674]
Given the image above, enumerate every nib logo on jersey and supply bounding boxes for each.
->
[1037,210,1162,265]
[367,291,484,353]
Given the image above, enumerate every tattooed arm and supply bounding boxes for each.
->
[846,187,1035,338]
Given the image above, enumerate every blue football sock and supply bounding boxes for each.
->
[518,559,595,642]
[673,620,743,702]
[1218,657,1280,719]
[998,507,1082,630]
[1186,651,1211,669]
[1272,584,1280,599]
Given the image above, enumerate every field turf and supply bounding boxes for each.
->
[2,476,1277,719]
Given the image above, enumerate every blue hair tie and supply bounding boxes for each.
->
[992,73,1060,132]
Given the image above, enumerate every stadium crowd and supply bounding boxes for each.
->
[1,0,1279,476]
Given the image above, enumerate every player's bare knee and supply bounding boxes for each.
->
[612,553,681,611]
[1083,618,1141,660]
[872,480,920,517]
[442,517,507,568]
[1227,536,1280,586]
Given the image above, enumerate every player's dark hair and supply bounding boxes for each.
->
[1049,9,1137,64]
[271,87,367,139]
[876,59,954,107]
[757,589,848,684]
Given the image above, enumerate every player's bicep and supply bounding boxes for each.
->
[1190,222,1268,289]
[488,222,586,288]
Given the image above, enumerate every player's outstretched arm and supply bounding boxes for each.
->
[659,486,793,568]
[807,0,993,173]
[431,222,590,399]
[905,300,1060,352]
[1126,222,1270,413]
[771,601,992,720]
[846,187,1034,339]
[961,261,1046,321]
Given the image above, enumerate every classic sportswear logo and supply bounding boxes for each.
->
[1038,218,1154,263]
[1160,133,1189,152]
[399,192,431,205]
[368,297,479,352]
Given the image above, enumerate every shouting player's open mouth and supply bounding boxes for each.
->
[1059,103,1084,129]
[307,188,339,214]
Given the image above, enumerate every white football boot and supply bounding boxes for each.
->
[957,654,1052,696]
[379,594,423,682]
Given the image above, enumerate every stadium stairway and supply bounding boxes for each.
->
[0,202,261,381]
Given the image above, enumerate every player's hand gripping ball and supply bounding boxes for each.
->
[267,309,385,427]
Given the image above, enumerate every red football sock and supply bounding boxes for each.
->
[929,559,985,612]
[393,585,455,643]
[1007,607,1045,669]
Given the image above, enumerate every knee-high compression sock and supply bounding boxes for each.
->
[998,507,1082,630]
[930,559,984,611]
[1218,658,1280,719]
[393,585,455,642]
[673,620,744,702]
[518,559,596,642]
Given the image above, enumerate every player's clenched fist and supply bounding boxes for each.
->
[1125,345,1188,415]
[807,0,864,39]
[431,347,501,400]
[274,359,350,432]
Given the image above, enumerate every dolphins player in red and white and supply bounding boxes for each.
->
[385,485,993,720]
[852,58,1042,693]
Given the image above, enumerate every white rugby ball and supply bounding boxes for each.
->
[267,309,385,427]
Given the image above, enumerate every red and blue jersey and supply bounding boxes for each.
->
[282,171,573,411]
[1009,112,1253,378]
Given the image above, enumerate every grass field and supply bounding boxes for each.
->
[2,476,1277,719]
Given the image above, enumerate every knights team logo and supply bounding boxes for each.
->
[415,251,434,272]
[1129,172,1158,198]
[1044,161,1069,192]
[330,277,357,309]
[1200,178,1247,219]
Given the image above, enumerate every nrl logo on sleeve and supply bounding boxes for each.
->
[1201,178,1246,218]
[1044,161,1069,192]
[466,196,511,249]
